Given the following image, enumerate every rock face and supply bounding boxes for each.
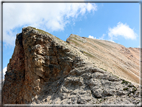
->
[2,27,141,105]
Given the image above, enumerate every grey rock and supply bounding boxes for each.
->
[2,27,141,105]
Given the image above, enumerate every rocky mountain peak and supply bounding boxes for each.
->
[2,27,141,105]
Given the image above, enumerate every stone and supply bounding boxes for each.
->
[2,27,140,105]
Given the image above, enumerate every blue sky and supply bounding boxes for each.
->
[2,2,140,79]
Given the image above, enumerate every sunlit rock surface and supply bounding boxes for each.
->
[2,27,141,105]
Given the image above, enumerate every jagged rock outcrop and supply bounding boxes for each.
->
[2,27,141,105]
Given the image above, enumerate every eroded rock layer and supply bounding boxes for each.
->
[67,34,140,84]
[2,27,141,105]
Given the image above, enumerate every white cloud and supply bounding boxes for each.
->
[87,3,97,12]
[88,35,96,39]
[88,34,105,40]
[3,3,97,46]
[108,22,137,41]
[108,39,115,43]
[2,67,7,80]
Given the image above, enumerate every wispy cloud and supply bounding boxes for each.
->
[3,3,97,46]
[108,22,137,41]
[99,34,105,40]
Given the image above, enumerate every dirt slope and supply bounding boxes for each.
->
[67,34,140,84]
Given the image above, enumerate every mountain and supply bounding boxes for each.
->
[2,27,141,105]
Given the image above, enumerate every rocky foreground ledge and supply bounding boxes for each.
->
[2,27,141,105]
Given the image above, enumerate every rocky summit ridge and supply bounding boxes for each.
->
[2,27,141,105]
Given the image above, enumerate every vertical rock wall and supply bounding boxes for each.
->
[2,27,88,104]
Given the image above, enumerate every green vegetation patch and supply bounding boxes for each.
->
[70,34,86,43]
[81,50,94,58]
[121,79,130,85]
[92,39,113,49]
[32,27,66,44]
[100,68,107,71]
[69,39,82,46]
[123,87,129,91]
[132,87,137,94]
[32,27,53,36]
[87,42,98,50]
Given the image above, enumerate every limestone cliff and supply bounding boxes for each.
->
[2,27,141,105]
